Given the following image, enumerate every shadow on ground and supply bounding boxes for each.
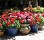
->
[0,28,44,40]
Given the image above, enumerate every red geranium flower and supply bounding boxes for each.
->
[42,13,44,17]
[11,21,14,24]
[34,14,39,19]
[0,23,2,27]
[10,18,15,21]
[36,18,41,22]
[16,12,20,16]
[28,12,32,16]
[30,16,34,21]
[5,16,8,19]
[33,21,36,25]
[19,19,25,23]
[20,11,24,14]
[2,14,6,17]
[12,12,16,16]
[8,16,10,20]
[2,16,5,19]
[3,19,7,22]
[6,22,11,26]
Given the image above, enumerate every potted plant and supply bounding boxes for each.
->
[19,25,31,35]
[29,15,38,32]
[37,14,44,30]
[6,19,20,36]
[30,22,38,32]
[19,19,31,35]
[34,13,43,30]
[0,23,5,36]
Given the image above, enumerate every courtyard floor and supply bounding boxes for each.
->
[0,27,44,40]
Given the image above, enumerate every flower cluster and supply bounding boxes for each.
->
[0,10,20,29]
[0,9,44,31]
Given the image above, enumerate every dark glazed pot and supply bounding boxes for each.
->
[31,24,38,32]
[6,27,18,36]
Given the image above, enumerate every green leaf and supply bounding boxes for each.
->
[15,20,21,29]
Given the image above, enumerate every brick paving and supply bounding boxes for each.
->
[0,27,44,40]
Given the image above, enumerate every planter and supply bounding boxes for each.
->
[38,25,43,30]
[6,27,18,36]
[31,24,38,32]
[21,24,30,27]
[0,30,4,36]
[20,26,31,35]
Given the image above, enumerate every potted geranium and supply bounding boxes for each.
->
[0,23,5,36]
[6,20,17,36]
[29,15,38,32]
[6,19,20,36]
[19,18,31,35]
[19,19,31,35]
[34,13,43,30]
[18,12,31,35]
[30,21,38,32]
[37,13,44,30]
[19,26,31,35]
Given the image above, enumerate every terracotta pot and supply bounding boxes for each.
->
[0,31,4,36]
[38,25,43,30]
[20,26,31,35]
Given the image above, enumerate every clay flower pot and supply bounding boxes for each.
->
[38,25,43,30]
[31,24,38,32]
[0,31,4,36]
[6,27,18,36]
[20,26,31,35]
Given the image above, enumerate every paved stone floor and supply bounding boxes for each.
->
[0,27,44,40]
